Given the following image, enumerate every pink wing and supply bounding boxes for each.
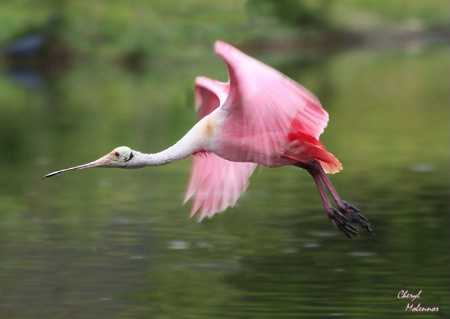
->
[184,76,257,220]
[194,76,229,117]
[214,41,329,167]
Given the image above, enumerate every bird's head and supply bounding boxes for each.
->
[108,146,135,166]
[43,146,135,179]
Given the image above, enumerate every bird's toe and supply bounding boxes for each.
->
[341,201,375,235]
[328,208,360,238]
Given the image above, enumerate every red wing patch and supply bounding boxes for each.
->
[284,130,342,174]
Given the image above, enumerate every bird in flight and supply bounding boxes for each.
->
[44,40,373,238]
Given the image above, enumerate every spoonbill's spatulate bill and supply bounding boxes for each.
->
[44,41,373,238]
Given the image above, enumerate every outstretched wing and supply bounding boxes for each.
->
[184,153,256,220]
[184,76,257,220]
[214,41,330,167]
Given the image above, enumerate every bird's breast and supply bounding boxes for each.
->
[214,131,297,168]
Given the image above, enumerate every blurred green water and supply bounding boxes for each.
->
[0,41,447,318]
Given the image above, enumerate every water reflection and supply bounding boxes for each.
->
[0,40,448,318]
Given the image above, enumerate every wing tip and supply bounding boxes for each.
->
[214,40,241,61]
[188,204,227,222]
[195,76,226,91]
[195,76,210,87]
[214,40,228,52]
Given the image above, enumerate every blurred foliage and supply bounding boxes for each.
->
[332,0,448,28]
[0,0,447,62]
[0,0,247,59]
[247,0,332,28]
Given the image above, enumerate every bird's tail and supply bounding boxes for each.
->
[283,131,343,174]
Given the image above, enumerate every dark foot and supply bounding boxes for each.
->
[341,201,375,235]
[328,208,360,238]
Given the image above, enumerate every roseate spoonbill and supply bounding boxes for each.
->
[44,40,373,238]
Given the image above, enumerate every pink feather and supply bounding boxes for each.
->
[185,41,341,219]
[184,76,257,220]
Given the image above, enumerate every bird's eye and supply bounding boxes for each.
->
[114,152,120,158]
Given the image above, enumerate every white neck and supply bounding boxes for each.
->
[127,121,209,167]
[131,146,192,167]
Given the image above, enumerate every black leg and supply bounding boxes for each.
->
[301,161,374,237]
